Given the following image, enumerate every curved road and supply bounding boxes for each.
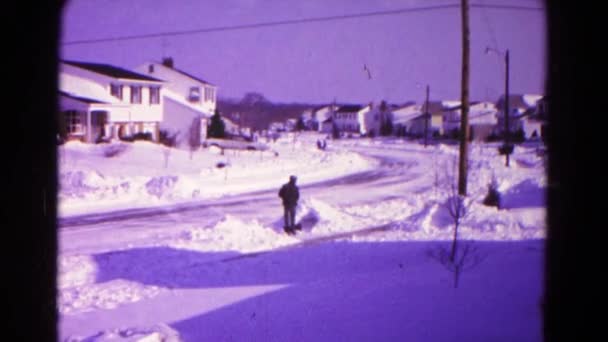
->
[59,144,424,254]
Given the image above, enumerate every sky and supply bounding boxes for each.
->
[60,0,546,104]
[57,134,546,340]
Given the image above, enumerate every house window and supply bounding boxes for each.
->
[149,86,160,104]
[64,110,83,135]
[189,87,200,102]
[130,85,142,104]
[110,84,123,100]
[204,87,216,102]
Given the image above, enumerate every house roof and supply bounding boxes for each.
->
[336,105,364,113]
[424,101,444,114]
[496,94,537,110]
[312,104,333,112]
[63,60,164,82]
[442,101,482,111]
[59,90,109,104]
[151,62,215,86]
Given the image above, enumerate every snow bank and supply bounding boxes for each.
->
[63,323,181,342]
[58,135,376,216]
[171,215,299,253]
[58,254,164,315]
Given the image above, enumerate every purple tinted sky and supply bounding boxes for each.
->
[60,0,546,104]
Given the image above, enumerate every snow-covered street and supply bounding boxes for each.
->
[58,133,546,341]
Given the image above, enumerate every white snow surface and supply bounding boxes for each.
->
[59,133,546,341]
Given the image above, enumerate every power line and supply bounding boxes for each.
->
[62,3,543,46]
[470,3,544,11]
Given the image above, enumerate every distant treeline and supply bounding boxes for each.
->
[216,92,321,131]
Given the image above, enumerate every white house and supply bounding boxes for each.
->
[442,101,498,140]
[392,101,444,137]
[59,60,165,143]
[392,103,424,136]
[331,104,378,136]
[134,58,218,146]
[312,105,336,132]
[364,101,394,136]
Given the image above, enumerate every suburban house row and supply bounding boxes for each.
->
[58,58,218,146]
[296,94,548,141]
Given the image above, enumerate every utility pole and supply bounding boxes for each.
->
[458,0,470,196]
[504,49,511,167]
[485,47,512,167]
[424,85,430,147]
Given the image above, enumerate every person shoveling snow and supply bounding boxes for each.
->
[278,175,301,234]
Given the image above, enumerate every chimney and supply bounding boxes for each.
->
[162,57,173,68]
[368,101,374,110]
[148,64,154,73]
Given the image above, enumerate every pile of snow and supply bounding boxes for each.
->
[171,215,299,253]
[63,323,181,342]
[58,254,164,315]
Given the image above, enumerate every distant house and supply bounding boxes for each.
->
[269,121,286,132]
[494,94,542,135]
[391,101,444,138]
[391,103,424,136]
[365,101,394,136]
[222,116,241,136]
[518,109,544,140]
[320,117,334,134]
[534,95,548,120]
[285,118,298,131]
[530,95,548,140]
[134,58,218,146]
[331,104,374,136]
[59,60,165,143]
[298,109,315,130]
[312,105,336,132]
[442,101,498,141]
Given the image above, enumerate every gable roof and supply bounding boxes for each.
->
[63,60,163,82]
[59,90,109,104]
[442,101,482,111]
[496,94,537,110]
[143,62,215,86]
[171,67,214,86]
[336,105,364,113]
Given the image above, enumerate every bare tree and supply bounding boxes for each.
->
[427,241,486,288]
[445,156,475,261]
[427,156,482,288]
[159,130,178,169]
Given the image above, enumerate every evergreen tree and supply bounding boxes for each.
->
[207,109,226,138]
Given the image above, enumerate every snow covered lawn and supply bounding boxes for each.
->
[58,134,546,341]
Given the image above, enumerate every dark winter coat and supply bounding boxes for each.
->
[278,181,299,208]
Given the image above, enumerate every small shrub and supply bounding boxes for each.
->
[159,130,178,147]
[498,143,514,155]
[482,177,501,208]
[132,132,153,141]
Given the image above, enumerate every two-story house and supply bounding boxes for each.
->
[313,105,336,133]
[442,101,498,141]
[134,58,217,146]
[59,60,165,143]
[331,104,375,136]
[394,101,444,138]
[392,103,424,136]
